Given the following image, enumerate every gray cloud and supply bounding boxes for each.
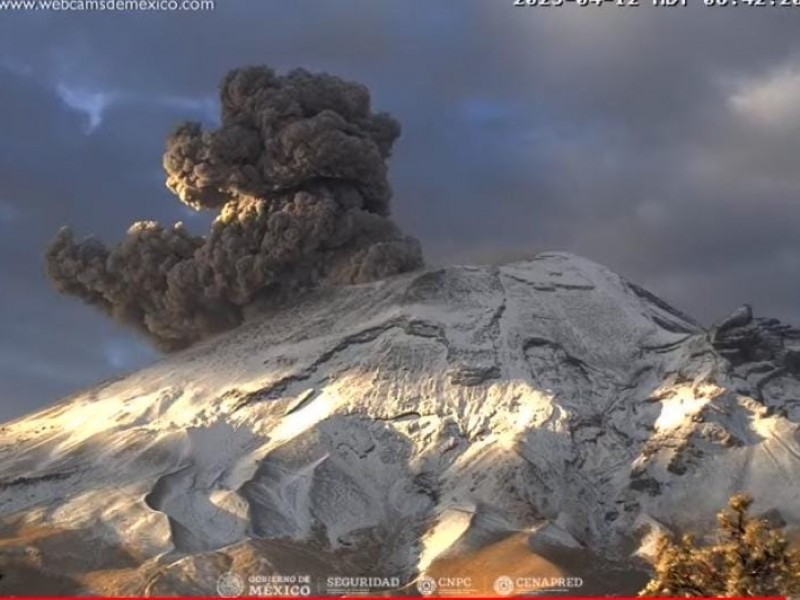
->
[1,1,800,420]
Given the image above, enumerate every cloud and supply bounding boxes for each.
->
[154,94,219,124]
[55,82,114,133]
[0,199,18,225]
[54,80,219,134]
[102,336,152,369]
[728,59,800,131]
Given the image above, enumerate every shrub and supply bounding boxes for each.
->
[640,494,800,597]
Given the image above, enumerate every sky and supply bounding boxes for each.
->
[1,1,800,421]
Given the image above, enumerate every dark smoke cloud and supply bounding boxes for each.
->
[45,66,423,351]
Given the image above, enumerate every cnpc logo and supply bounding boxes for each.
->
[415,574,475,596]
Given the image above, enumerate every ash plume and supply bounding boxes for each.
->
[45,66,423,351]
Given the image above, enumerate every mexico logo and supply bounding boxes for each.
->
[216,572,244,598]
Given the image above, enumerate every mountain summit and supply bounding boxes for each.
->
[2,253,799,595]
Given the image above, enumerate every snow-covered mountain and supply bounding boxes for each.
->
[1,253,799,596]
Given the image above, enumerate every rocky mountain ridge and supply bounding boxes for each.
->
[1,252,798,596]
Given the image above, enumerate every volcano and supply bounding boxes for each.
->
[2,252,799,596]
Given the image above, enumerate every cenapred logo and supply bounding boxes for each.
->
[416,575,438,596]
[493,575,515,596]
[216,572,244,598]
[494,574,584,595]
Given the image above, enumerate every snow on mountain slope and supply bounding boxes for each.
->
[1,252,799,595]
